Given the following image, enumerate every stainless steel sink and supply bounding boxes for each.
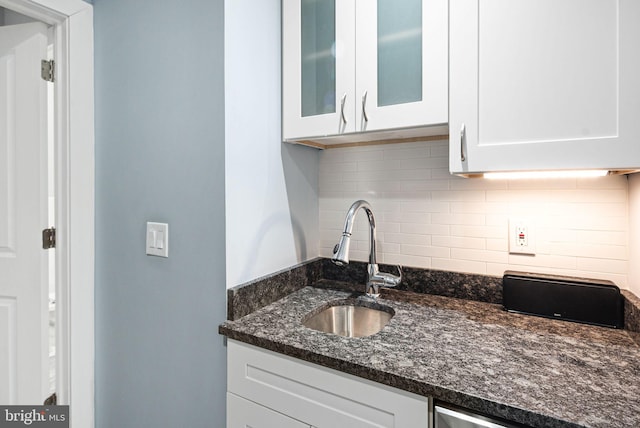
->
[302,300,394,338]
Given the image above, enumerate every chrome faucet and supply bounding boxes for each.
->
[331,200,402,298]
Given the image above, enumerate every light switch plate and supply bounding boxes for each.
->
[146,222,169,257]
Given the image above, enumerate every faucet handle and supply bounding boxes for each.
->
[393,265,402,283]
[381,265,402,287]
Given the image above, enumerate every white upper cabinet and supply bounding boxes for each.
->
[283,0,448,145]
[283,0,356,139]
[355,0,448,132]
[450,0,640,174]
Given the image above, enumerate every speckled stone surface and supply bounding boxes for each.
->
[220,285,640,428]
[226,259,322,320]
[321,258,503,303]
[228,257,502,321]
[622,290,640,345]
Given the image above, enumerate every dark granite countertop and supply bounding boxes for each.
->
[219,282,640,428]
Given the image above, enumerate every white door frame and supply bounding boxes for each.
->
[0,0,94,426]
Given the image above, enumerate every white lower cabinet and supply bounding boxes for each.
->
[227,339,431,428]
[227,393,310,428]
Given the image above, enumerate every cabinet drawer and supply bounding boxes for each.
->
[227,393,310,428]
[227,340,430,428]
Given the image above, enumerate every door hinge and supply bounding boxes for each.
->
[41,59,54,82]
[42,227,56,249]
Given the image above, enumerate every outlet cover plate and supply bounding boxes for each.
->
[509,218,536,255]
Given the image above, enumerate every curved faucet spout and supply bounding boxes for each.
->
[331,200,401,298]
[331,200,376,266]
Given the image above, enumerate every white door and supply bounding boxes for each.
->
[0,22,49,404]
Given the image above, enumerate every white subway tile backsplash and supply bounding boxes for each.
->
[384,211,430,224]
[385,233,432,246]
[346,249,370,263]
[432,235,485,250]
[384,253,431,269]
[573,243,627,260]
[400,200,449,213]
[342,149,384,162]
[383,146,431,160]
[356,180,402,192]
[431,213,485,226]
[507,254,578,270]
[450,224,505,239]
[576,257,628,275]
[401,156,448,170]
[572,189,627,203]
[321,160,357,172]
[432,258,487,274]
[553,215,627,231]
[535,241,578,257]
[401,222,450,236]
[568,203,627,216]
[358,159,403,172]
[486,262,552,277]
[485,214,510,227]
[432,190,486,202]
[318,141,630,288]
[432,168,453,180]
[380,242,401,254]
[451,248,509,264]
[576,230,627,246]
[400,180,450,192]
[401,244,451,258]
[371,222,401,234]
[451,202,510,214]
[485,238,509,252]
[430,143,450,158]
[394,168,432,180]
[319,180,357,194]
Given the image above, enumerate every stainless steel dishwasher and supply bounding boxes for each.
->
[435,404,522,428]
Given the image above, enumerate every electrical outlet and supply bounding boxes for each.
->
[509,218,536,255]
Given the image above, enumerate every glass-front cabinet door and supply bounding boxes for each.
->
[282,0,448,142]
[355,0,447,132]
[283,0,356,140]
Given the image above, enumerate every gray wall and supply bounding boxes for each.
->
[94,0,226,427]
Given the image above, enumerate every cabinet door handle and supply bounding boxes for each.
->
[460,123,466,162]
[361,90,369,122]
[340,93,348,125]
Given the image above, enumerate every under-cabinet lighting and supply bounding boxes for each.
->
[483,170,609,180]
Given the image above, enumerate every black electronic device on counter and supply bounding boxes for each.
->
[502,271,624,329]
